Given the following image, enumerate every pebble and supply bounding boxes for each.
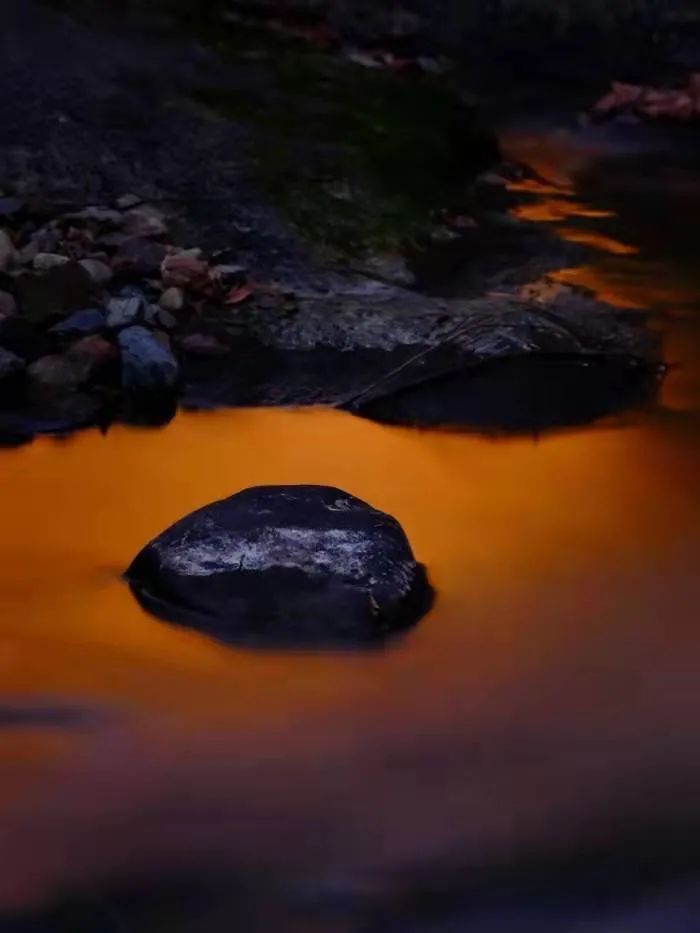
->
[33,253,70,273]
[122,205,168,238]
[49,308,106,339]
[116,194,142,210]
[27,354,80,398]
[65,335,117,383]
[107,295,143,329]
[159,286,185,312]
[157,307,178,331]
[79,258,113,286]
[118,325,179,393]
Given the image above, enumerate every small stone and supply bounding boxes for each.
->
[18,228,59,266]
[28,354,80,399]
[122,205,169,238]
[157,307,178,331]
[118,325,179,394]
[49,308,106,339]
[144,304,160,326]
[33,253,70,273]
[180,333,229,356]
[110,237,168,276]
[78,258,112,286]
[0,346,24,382]
[0,230,17,271]
[161,249,208,288]
[65,335,117,384]
[159,286,184,312]
[106,292,144,329]
[0,291,17,319]
[116,194,142,210]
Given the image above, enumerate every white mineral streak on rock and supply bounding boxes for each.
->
[156,522,416,594]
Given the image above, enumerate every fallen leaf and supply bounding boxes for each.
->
[224,284,253,305]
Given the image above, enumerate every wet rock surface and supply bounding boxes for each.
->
[126,485,432,647]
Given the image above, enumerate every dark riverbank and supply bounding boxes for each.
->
[0,0,668,443]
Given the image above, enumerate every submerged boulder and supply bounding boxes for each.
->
[126,485,432,648]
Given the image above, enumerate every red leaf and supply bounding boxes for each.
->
[224,284,253,305]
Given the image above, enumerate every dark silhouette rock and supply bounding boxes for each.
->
[126,485,432,648]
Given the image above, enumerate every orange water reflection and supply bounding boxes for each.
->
[0,407,699,906]
[513,199,614,223]
[1,129,700,912]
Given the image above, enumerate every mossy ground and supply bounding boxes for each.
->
[190,20,497,260]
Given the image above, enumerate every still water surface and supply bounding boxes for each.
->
[0,133,698,925]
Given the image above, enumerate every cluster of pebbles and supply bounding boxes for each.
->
[0,193,252,443]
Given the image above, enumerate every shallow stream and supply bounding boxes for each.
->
[0,128,698,929]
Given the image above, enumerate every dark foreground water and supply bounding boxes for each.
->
[0,130,698,931]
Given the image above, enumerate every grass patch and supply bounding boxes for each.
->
[191,21,497,258]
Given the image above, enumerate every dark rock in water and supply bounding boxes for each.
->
[180,285,660,432]
[126,485,432,648]
[355,354,661,433]
[118,325,179,425]
[0,393,103,445]
[49,308,106,339]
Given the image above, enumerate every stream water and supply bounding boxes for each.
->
[0,130,698,930]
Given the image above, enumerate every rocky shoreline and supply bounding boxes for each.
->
[0,187,662,443]
[0,0,665,444]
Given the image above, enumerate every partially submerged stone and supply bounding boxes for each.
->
[118,325,179,394]
[126,485,432,648]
